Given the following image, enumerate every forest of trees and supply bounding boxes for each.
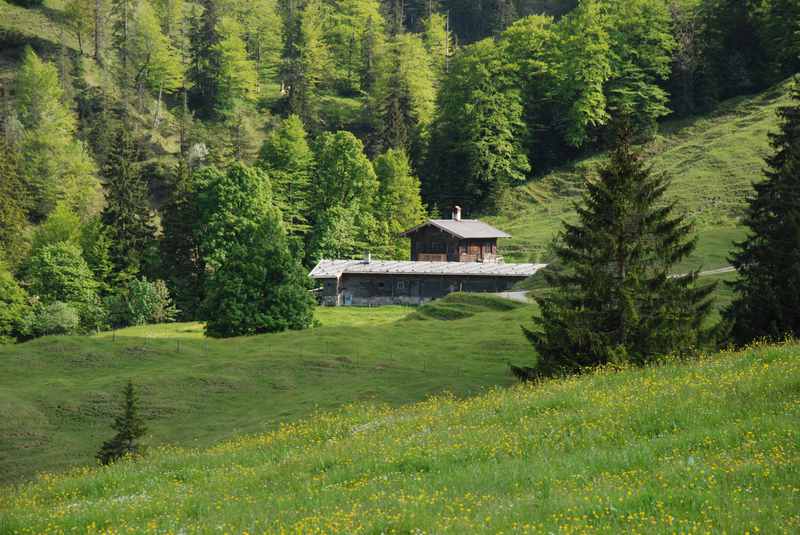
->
[0,0,799,342]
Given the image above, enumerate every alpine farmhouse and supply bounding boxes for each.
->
[310,207,545,306]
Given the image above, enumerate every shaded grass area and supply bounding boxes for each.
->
[488,80,793,268]
[1,342,797,533]
[0,298,535,484]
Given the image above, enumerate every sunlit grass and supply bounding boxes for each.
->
[489,79,792,269]
[0,295,534,484]
[2,341,798,533]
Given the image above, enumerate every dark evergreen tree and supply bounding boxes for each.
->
[361,15,378,92]
[159,160,206,320]
[101,125,157,283]
[186,0,222,118]
[725,82,800,345]
[524,123,715,377]
[96,380,147,465]
[281,0,329,129]
[386,0,405,36]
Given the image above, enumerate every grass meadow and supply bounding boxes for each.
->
[1,341,798,533]
[0,295,531,485]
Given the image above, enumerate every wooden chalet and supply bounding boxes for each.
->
[401,206,510,263]
[310,207,544,306]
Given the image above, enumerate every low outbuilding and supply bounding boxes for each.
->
[310,259,544,307]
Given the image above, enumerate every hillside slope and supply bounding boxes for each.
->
[489,79,795,269]
[2,342,798,533]
[0,296,531,484]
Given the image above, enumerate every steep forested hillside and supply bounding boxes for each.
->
[0,0,798,343]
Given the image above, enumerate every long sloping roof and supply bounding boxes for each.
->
[310,260,545,279]
[401,219,511,239]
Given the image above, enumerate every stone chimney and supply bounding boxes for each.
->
[452,206,462,221]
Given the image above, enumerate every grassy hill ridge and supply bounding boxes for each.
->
[2,341,798,533]
[489,78,796,269]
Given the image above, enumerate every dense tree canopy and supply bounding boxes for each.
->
[1,0,798,341]
[13,47,101,221]
[198,164,315,337]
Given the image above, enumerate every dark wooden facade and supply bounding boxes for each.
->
[408,226,499,263]
[317,273,525,307]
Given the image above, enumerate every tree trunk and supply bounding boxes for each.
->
[94,0,102,65]
[153,82,163,130]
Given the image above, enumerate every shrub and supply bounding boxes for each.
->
[108,278,179,327]
[26,301,82,336]
[0,263,30,343]
[25,242,106,331]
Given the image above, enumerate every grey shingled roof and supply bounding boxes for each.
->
[401,219,511,239]
[310,260,545,279]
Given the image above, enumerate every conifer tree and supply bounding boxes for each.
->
[111,0,136,87]
[212,16,259,115]
[96,380,147,465]
[370,32,435,163]
[101,124,157,282]
[159,160,205,320]
[258,115,315,237]
[187,0,222,118]
[282,0,330,128]
[524,123,715,377]
[128,0,184,123]
[725,82,800,345]
[64,0,94,55]
[422,12,454,82]
[0,138,29,267]
[14,47,101,221]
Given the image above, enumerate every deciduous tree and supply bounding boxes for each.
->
[199,164,315,337]
[258,114,315,238]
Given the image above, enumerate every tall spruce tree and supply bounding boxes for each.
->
[186,0,222,118]
[725,82,800,345]
[524,123,715,376]
[96,380,147,465]
[101,124,157,282]
[159,160,205,320]
[370,32,435,163]
[281,0,330,128]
